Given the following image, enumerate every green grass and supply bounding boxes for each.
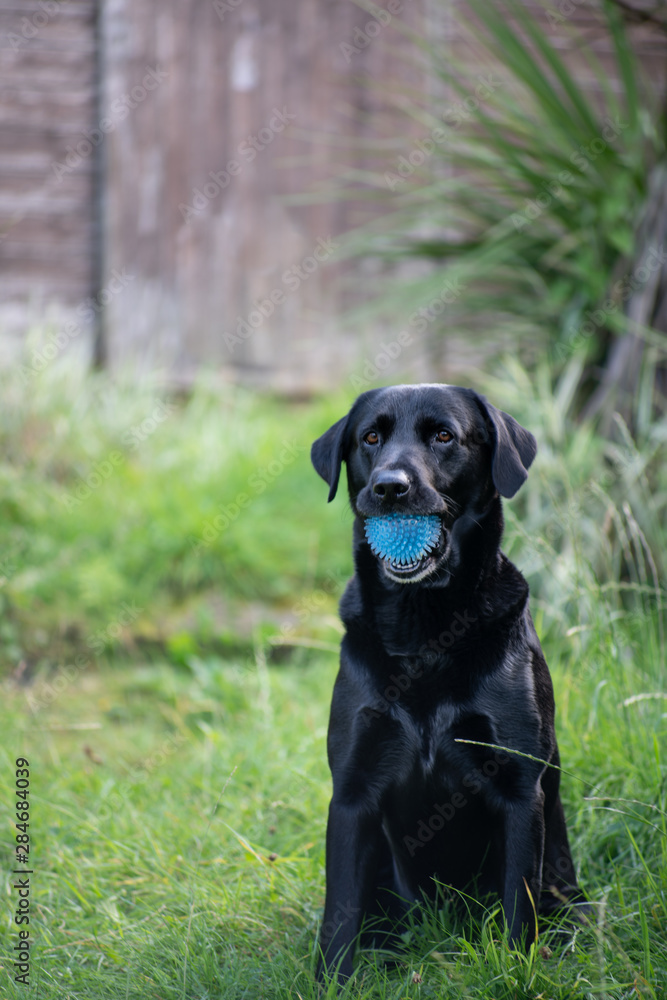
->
[0,356,665,997]
[1,353,665,675]
[0,358,353,671]
[1,597,665,998]
[310,0,667,427]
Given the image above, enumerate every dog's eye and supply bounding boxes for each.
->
[363,430,379,445]
[435,429,453,443]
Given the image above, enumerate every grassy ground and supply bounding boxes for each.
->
[1,359,666,998]
[0,361,352,671]
[1,607,665,999]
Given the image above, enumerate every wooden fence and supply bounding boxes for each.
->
[1,0,665,390]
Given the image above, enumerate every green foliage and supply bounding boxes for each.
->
[1,599,665,997]
[472,356,667,644]
[2,7,665,996]
[0,357,352,671]
[1,350,665,997]
[1,351,666,677]
[332,0,666,402]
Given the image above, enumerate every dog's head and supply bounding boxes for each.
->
[311,384,536,585]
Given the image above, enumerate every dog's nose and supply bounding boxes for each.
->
[372,469,411,501]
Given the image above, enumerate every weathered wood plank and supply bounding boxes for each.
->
[102,0,427,385]
[0,0,97,354]
[1,0,666,383]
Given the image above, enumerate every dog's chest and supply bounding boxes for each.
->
[412,702,460,771]
[392,694,493,785]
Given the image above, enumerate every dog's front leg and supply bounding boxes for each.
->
[316,799,383,984]
[502,791,545,948]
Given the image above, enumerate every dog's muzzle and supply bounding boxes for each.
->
[364,514,448,583]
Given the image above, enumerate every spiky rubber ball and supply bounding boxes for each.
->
[364,514,441,567]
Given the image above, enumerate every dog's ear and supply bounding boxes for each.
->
[479,397,537,498]
[311,415,349,502]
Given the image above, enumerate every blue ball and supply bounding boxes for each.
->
[364,514,441,566]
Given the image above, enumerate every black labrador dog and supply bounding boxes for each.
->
[311,384,587,984]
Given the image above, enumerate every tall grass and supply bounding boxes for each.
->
[0,356,352,671]
[1,593,664,997]
[473,356,666,651]
[2,350,664,674]
[312,0,667,421]
[0,353,665,996]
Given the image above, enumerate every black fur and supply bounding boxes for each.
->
[311,384,587,985]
